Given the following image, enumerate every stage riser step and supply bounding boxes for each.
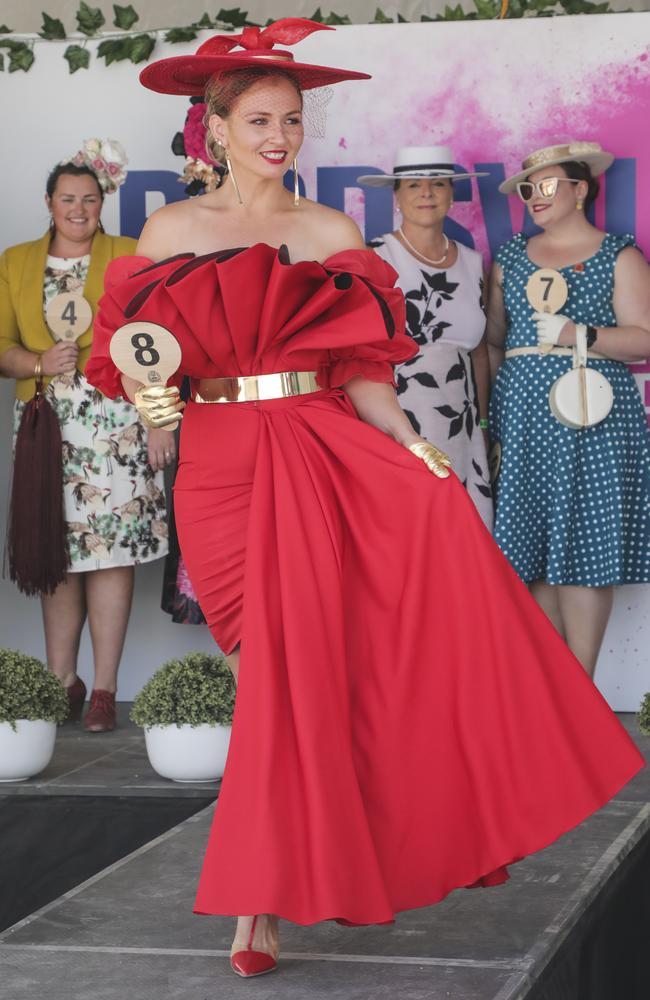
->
[0,795,214,932]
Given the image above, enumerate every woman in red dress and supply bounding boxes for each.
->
[87,19,644,979]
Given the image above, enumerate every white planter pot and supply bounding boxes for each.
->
[0,720,57,782]
[144,723,231,782]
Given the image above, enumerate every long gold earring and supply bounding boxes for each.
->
[224,148,243,205]
[576,199,584,211]
[293,158,300,207]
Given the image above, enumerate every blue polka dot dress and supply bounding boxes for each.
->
[489,232,650,586]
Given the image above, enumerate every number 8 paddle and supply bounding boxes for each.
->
[110,322,183,431]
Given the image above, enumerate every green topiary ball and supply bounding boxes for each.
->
[639,692,650,737]
[0,648,69,729]
[130,650,236,728]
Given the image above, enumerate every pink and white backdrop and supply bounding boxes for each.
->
[1,13,649,705]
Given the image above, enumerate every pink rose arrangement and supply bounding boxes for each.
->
[183,103,216,164]
[60,138,128,194]
[179,102,221,194]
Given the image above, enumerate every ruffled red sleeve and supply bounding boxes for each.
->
[319,250,415,388]
[85,245,416,397]
[86,254,191,399]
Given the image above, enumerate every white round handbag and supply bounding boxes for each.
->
[549,325,614,429]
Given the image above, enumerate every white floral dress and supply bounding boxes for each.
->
[13,254,168,572]
[370,234,493,530]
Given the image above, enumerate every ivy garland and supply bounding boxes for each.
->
[0,2,613,75]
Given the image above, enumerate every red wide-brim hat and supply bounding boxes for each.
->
[140,18,371,95]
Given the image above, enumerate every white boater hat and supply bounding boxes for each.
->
[499,141,614,194]
[357,146,488,187]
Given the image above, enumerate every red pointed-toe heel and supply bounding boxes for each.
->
[230,916,278,978]
[66,676,87,723]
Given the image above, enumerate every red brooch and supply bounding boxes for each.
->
[574,262,585,272]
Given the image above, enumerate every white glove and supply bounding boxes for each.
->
[532,311,571,347]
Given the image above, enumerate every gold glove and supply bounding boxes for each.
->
[134,385,184,429]
[408,441,452,479]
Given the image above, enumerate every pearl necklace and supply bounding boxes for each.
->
[398,227,449,267]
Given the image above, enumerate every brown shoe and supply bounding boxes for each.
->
[83,689,117,732]
[66,676,87,723]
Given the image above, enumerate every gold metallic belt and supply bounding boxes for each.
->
[192,371,320,404]
[504,346,607,360]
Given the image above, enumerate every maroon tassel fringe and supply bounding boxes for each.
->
[5,386,70,596]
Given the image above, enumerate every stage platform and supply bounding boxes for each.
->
[0,708,648,1000]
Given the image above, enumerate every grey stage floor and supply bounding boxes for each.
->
[0,710,648,1000]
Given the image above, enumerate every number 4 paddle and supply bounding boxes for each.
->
[109,322,183,431]
[45,292,93,342]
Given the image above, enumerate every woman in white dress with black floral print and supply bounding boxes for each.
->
[0,145,172,732]
[360,146,493,529]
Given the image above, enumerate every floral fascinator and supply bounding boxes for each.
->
[60,138,128,194]
[171,99,222,196]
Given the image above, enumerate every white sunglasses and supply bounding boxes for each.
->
[516,176,581,202]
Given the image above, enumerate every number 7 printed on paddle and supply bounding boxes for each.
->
[526,269,568,315]
[110,322,183,430]
[526,268,569,355]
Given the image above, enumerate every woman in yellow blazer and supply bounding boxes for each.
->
[0,148,173,732]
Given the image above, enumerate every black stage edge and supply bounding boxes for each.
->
[0,794,213,932]
[526,824,650,1000]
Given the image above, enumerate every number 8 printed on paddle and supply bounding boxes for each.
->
[110,322,183,430]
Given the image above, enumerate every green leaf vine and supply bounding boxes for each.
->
[0,2,616,75]
[64,44,91,72]
[39,13,66,40]
[113,5,140,31]
[76,2,106,36]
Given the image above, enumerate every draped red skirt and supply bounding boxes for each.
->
[173,388,644,926]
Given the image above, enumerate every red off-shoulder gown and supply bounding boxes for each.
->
[87,244,644,926]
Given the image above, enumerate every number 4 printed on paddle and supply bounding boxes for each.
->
[45,292,93,342]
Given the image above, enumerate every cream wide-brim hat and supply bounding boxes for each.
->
[357,145,488,187]
[499,141,614,194]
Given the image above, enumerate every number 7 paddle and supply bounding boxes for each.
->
[525,268,569,315]
[109,322,183,431]
[525,268,569,356]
